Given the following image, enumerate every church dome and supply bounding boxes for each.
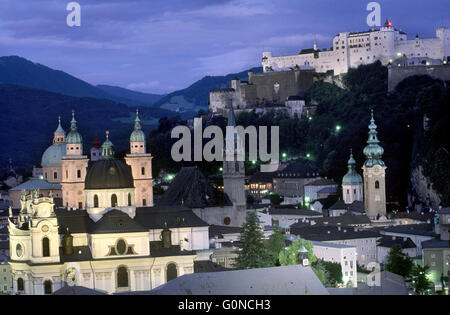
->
[342,151,363,186]
[67,111,83,144]
[85,159,134,190]
[130,110,145,143]
[41,144,66,166]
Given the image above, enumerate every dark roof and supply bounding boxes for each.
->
[209,225,243,239]
[329,200,365,213]
[306,178,337,187]
[160,167,232,208]
[312,195,339,209]
[268,208,322,217]
[290,225,380,241]
[308,214,371,227]
[422,239,450,249]
[59,246,93,263]
[248,171,276,184]
[377,236,417,249]
[381,224,436,237]
[53,285,107,295]
[390,211,435,222]
[91,210,147,234]
[149,241,196,257]
[287,95,305,101]
[135,207,209,229]
[85,159,134,190]
[299,48,317,55]
[55,207,209,234]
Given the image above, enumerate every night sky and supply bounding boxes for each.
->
[1,0,449,94]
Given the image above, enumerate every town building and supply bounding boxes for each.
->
[376,235,418,265]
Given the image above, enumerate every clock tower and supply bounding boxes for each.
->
[362,111,387,219]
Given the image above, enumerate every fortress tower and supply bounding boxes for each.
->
[362,111,387,219]
[61,111,89,210]
[124,110,154,207]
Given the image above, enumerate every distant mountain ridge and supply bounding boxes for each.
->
[153,67,263,113]
[97,84,165,106]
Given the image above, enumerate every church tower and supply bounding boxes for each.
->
[362,111,387,219]
[61,111,89,210]
[342,149,363,204]
[90,134,102,161]
[125,110,154,207]
[223,105,246,226]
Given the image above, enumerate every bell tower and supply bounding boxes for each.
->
[61,110,89,210]
[125,110,154,207]
[362,111,387,219]
[223,105,246,226]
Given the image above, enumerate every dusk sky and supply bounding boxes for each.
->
[1,0,449,94]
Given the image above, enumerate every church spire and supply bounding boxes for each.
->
[66,110,83,145]
[53,116,66,144]
[363,110,385,167]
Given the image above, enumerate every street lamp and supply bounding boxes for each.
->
[335,125,341,132]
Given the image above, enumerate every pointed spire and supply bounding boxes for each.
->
[363,110,385,166]
[134,108,142,131]
[70,110,78,131]
[102,130,114,158]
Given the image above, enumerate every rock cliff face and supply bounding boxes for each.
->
[408,165,441,211]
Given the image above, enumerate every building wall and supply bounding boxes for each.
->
[312,242,357,287]
[193,205,245,228]
[363,165,387,219]
[342,184,363,204]
[125,154,154,207]
[377,246,417,265]
[61,156,89,209]
[42,165,62,183]
[423,248,450,286]
[273,177,321,197]
[388,64,450,92]
[0,261,12,294]
[323,237,378,269]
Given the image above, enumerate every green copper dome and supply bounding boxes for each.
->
[130,110,145,142]
[66,111,83,144]
[363,111,385,167]
[102,131,115,158]
[342,150,363,186]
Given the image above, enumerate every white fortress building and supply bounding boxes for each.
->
[262,21,450,75]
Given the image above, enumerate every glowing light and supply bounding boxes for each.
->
[219,167,223,171]
[251,161,256,165]
[397,52,402,57]
[166,174,174,181]
[306,153,311,158]
[282,153,287,158]
[308,116,313,121]
[335,125,341,132]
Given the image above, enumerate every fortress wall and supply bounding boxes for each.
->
[388,65,450,92]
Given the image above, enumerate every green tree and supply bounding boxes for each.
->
[319,259,343,287]
[410,265,433,295]
[384,244,414,278]
[264,227,286,266]
[270,194,284,206]
[246,195,255,205]
[234,212,270,270]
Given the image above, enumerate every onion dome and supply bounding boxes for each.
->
[363,111,385,167]
[66,110,83,144]
[342,149,363,185]
[130,109,145,143]
[85,159,134,190]
[101,131,115,158]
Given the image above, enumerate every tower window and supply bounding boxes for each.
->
[78,202,82,210]
[42,237,50,257]
[44,280,52,295]
[111,194,118,207]
[141,167,145,175]
[77,170,81,178]
[53,172,57,179]
[375,181,380,189]
[347,189,349,194]
[66,170,68,179]
[117,266,129,288]
[17,278,24,292]
[143,199,147,206]
[128,193,132,206]
[166,263,178,282]
[94,195,99,208]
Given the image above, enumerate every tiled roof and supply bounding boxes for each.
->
[268,208,322,217]
[381,224,436,237]
[308,214,371,227]
[377,236,417,249]
[306,178,337,187]
[9,179,61,191]
[149,241,196,257]
[290,225,380,241]
[422,239,450,249]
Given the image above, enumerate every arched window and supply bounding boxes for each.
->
[44,280,52,294]
[111,194,118,207]
[53,172,57,179]
[375,181,380,189]
[77,169,81,178]
[166,263,177,282]
[17,278,24,292]
[117,266,129,288]
[42,237,50,257]
[141,167,145,175]
[94,195,99,208]
[128,193,132,206]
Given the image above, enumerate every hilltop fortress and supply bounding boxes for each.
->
[209,21,450,116]
[262,21,450,75]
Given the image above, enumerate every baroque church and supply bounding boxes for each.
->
[7,108,247,295]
